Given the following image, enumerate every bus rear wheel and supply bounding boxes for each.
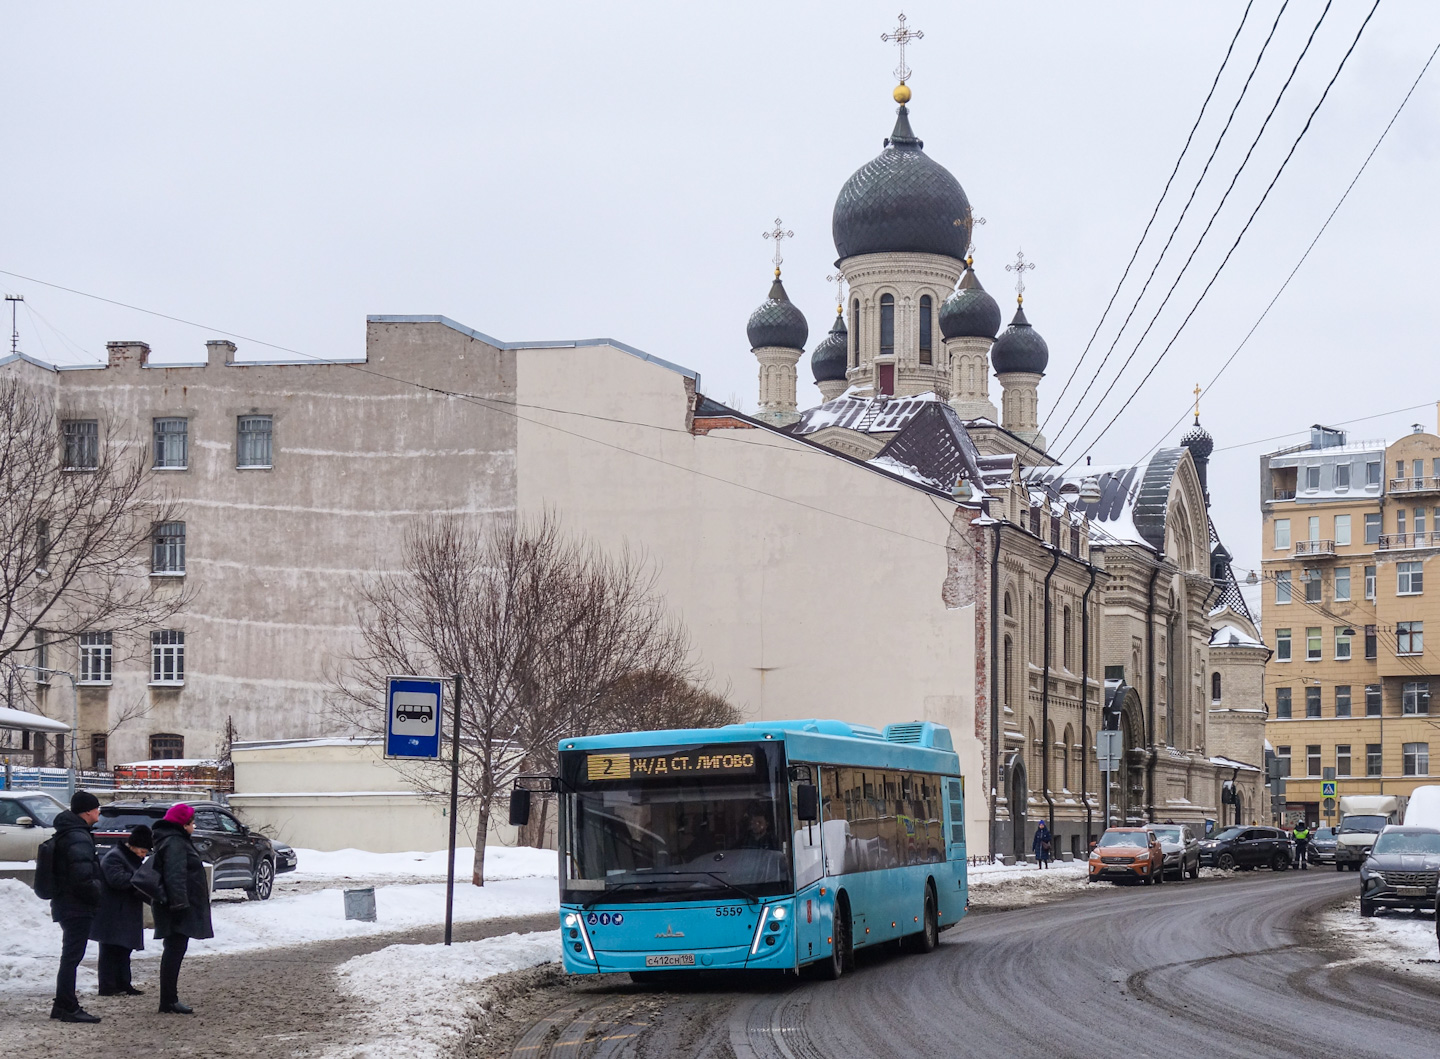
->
[903,885,938,954]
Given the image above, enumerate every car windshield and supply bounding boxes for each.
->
[1149,827,1182,842]
[1098,831,1148,848]
[17,795,64,827]
[1340,815,1389,834]
[1372,832,1440,855]
[1210,827,1244,842]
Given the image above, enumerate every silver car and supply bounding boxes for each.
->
[1146,823,1201,880]
[0,791,66,861]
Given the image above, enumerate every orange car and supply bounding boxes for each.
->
[1088,827,1165,884]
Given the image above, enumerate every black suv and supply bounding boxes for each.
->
[1198,825,1294,871]
[96,801,280,900]
[1359,826,1440,916]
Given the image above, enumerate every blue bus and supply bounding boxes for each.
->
[509,718,967,979]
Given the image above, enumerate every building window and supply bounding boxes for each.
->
[1274,519,1291,549]
[1367,460,1381,486]
[1211,672,1221,703]
[1307,745,1322,777]
[1306,686,1321,718]
[1404,742,1430,777]
[1276,745,1292,776]
[1403,681,1430,715]
[150,630,185,685]
[1418,508,1429,538]
[1398,460,1407,479]
[1397,621,1424,656]
[152,522,186,575]
[1336,463,1351,489]
[1335,627,1352,661]
[1305,465,1321,491]
[62,419,99,470]
[1336,744,1351,777]
[1336,686,1351,717]
[1275,572,1292,605]
[1003,592,1013,617]
[1366,743,1382,776]
[1002,636,1013,709]
[1306,627,1322,661]
[1364,625,1377,659]
[1398,561,1424,595]
[1062,606,1072,670]
[152,417,188,469]
[1364,565,1376,600]
[1398,510,1407,538]
[91,733,108,772]
[78,632,112,684]
[1364,514,1381,545]
[918,295,933,365]
[1276,629,1292,661]
[1334,514,1351,545]
[1302,568,1321,603]
[1308,515,1320,541]
[1365,684,1382,716]
[149,733,185,760]
[1334,567,1351,601]
[1276,688,1292,719]
[237,415,273,468]
[879,294,895,356]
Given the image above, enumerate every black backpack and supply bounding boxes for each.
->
[33,835,58,900]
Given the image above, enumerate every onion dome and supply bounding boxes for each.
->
[939,265,1002,340]
[989,304,1049,375]
[810,311,848,383]
[1181,417,1215,460]
[746,274,809,350]
[832,105,971,262]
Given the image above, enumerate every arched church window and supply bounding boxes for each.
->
[919,295,933,365]
[880,294,895,356]
[1211,671,1221,703]
[1003,636,1013,708]
[1003,592,1013,617]
[1063,606,1073,670]
[850,299,860,367]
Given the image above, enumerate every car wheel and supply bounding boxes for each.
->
[904,884,938,954]
[1189,858,1200,880]
[1336,863,1345,873]
[1360,898,1375,918]
[1217,852,1236,871]
[1271,853,1289,872]
[246,858,274,901]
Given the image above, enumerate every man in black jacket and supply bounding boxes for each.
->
[50,790,104,1024]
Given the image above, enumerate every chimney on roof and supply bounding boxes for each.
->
[207,340,236,368]
[106,341,150,369]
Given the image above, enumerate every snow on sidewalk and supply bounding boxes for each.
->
[967,859,1091,903]
[325,931,560,1059]
[1321,903,1440,982]
[293,845,556,882]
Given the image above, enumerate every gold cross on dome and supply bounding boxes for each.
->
[826,270,848,310]
[1006,248,1035,303]
[763,218,794,275]
[882,13,924,85]
[1194,383,1203,420]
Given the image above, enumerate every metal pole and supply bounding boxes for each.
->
[444,672,462,946]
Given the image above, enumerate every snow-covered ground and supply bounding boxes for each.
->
[968,858,1090,902]
[0,845,558,993]
[1321,902,1440,981]
[325,931,560,1059]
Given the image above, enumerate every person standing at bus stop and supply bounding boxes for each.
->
[1032,820,1053,869]
[48,791,105,1023]
[152,803,213,1014]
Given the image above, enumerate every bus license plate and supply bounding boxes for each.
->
[1396,886,1427,897]
[645,953,695,967]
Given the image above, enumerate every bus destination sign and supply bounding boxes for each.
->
[586,746,760,781]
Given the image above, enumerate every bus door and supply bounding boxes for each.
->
[791,767,828,966]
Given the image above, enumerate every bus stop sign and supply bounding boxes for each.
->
[386,676,444,759]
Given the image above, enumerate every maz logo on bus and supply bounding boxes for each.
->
[715,906,743,917]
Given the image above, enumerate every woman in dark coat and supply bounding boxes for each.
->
[151,804,212,1015]
[90,824,152,996]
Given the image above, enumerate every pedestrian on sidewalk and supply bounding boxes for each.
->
[152,803,213,1015]
[91,824,153,996]
[1032,821,1053,869]
[49,790,105,1024]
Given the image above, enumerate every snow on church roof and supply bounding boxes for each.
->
[1210,624,1266,650]
[791,391,945,436]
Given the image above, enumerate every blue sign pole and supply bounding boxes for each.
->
[444,672,461,946]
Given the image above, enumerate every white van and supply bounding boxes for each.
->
[1402,785,1440,829]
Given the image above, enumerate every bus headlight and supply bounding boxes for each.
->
[564,914,577,927]
[771,906,787,921]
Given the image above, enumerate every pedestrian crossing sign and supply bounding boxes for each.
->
[1321,781,1336,797]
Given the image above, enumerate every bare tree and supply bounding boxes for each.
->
[0,376,188,706]
[332,513,734,885]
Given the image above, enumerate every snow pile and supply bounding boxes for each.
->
[326,931,560,1059]
[967,860,1090,905]
[1322,904,1440,980]
[0,879,98,994]
[294,845,556,882]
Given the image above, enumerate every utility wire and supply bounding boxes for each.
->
[1058,0,1380,474]
[1039,0,1257,434]
[1045,0,1293,447]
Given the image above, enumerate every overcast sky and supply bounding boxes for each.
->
[5,1,1440,578]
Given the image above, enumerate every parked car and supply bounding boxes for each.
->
[271,840,299,874]
[1088,827,1165,885]
[1308,826,1339,865]
[1146,823,1201,881]
[95,801,279,900]
[0,791,66,861]
[1198,826,1293,871]
[1359,826,1440,917]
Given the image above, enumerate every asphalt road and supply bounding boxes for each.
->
[482,870,1440,1059]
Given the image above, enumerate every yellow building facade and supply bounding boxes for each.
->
[1260,425,1440,826]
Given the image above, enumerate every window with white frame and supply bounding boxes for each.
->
[1403,681,1430,715]
[1365,513,1381,545]
[237,415,273,468]
[1398,510,1408,537]
[1366,684,1382,716]
[1303,568,1322,603]
[1404,742,1430,777]
[1306,627,1322,660]
[62,419,99,470]
[1336,686,1351,717]
[1367,743,1382,776]
[1276,744,1292,775]
[1418,508,1429,538]
[1398,561,1424,595]
[150,630,185,684]
[152,418,188,469]
[1276,689,1292,718]
[1305,465,1321,491]
[1308,515,1320,541]
[78,632,112,684]
[1398,621,1424,656]
[1334,567,1351,601]
[152,522,186,574]
[1335,627,1352,660]
[1307,745,1322,777]
[1306,687,1321,718]
[1365,565,1376,600]
[1276,629,1292,661]
[1367,461,1382,486]
[1365,625,1377,659]
[1336,744,1352,776]
[1334,514,1351,546]
[1336,463,1351,489]
[1276,571,1292,604]
[1274,519,1291,549]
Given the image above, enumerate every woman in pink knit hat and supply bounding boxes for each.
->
[151,802,213,1014]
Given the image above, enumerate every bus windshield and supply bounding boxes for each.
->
[560,742,791,902]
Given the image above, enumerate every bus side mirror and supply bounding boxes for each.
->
[796,784,819,822]
[508,788,531,828]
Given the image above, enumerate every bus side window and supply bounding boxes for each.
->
[821,767,848,876]
[947,778,965,850]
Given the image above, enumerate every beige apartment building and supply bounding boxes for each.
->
[1260,423,1440,825]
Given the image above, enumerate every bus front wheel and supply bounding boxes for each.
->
[904,885,938,954]
[818,901,853,980]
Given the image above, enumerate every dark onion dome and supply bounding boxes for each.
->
[989,303,1049,375]
[939,266,1002,340]
[746,274,809,350]
[810,311,848,383]
[1181,417,1215,460]
[832,105,971,262]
